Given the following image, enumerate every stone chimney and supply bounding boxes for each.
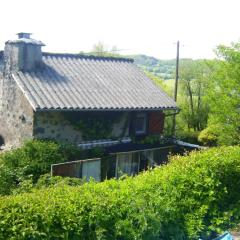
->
[4,33,45,72]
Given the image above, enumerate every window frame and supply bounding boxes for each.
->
[134,113,147,135]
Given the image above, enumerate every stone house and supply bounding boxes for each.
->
[0,33,179,179]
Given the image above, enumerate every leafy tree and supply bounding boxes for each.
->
[177,59,210,132]
[90,41,120,57]
[206,43,240,145]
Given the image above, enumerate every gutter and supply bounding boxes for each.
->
[174,140,207,150]
[164,108,181,117]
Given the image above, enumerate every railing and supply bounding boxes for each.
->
[77,137,131,149]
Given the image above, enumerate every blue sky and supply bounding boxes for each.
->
[0,0,240,59]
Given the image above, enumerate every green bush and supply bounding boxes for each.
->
[198,125,219,146]
[12,174,85,195]
[1,140,66,179]
[0,140,107,195]
[177,130,200,144]
[0,140,81,195]
[0,146,240,239]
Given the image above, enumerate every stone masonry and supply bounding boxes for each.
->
[0,61,34,147]
[33,111,129,144]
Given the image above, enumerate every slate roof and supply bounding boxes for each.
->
[12,53,177,111]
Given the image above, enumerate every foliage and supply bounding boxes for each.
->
[0,140,64,195]
[64,112,123,140]
[89,41,121,57]
[13,174,84,195]
[198,125,219,146]
[0,140,108,195]
[0,146,240,239]
[177,59,210,132]
[145,58,211,143]
[133,135,172,145]
[177,130,200,144]
[206,43,240,145]
[76,116,119,140]
[132,54,177,80]
[138,135,161,144]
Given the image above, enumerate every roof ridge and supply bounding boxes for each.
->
[42,52,134,63]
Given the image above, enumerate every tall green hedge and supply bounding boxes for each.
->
[0,146,240,239]
[0,140,81,195]
[0,140,106,195]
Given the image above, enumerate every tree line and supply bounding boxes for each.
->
[172,43,240,146]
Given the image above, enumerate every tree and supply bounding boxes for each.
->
[206,43,240,145]
[90,41,120,57]
[178,60,210,132]
[146,60,211,141]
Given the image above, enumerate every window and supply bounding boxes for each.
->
[135,113,147,135]
[51,158,101,181]
[116,153,140,178]
[82,159,101,181]
[140,150,155,167]
[115,150,156,178]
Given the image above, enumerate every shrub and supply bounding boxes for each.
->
[177,130,200,144]
[12,174,85,195]
[0,146,240,239]
[1,140,65,179]
[0,140,106,195]
[0,140,81,195]
[198,125,219,146]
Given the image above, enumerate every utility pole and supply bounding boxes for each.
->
[172,41,180,137]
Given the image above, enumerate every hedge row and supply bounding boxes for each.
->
[0,146,240,239]
[0,140,104,195]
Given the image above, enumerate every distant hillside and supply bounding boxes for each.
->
[131,54,176,80]
[84,50,189,81]
[131,54,193,80]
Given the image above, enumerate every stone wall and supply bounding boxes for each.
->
[0,37,44,147]
[0,74,34,146]
[33,111,130,144]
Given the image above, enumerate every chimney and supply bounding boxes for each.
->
[4,33,45,72]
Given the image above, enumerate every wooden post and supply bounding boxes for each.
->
[172,41,180,136]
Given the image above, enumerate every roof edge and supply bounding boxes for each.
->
[34,107,179,112]
[42,52,134,63]
[12,74,37,111]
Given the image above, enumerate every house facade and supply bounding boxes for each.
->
[0,33,179,179]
